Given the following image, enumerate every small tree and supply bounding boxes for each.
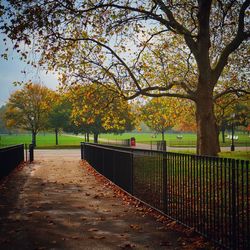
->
[4,83,53,146]
[69,84,136,142]
[141,97,185,141]
[215,94,249,142]
[47,96,72,145]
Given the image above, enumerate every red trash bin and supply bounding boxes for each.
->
[130,137,136,146]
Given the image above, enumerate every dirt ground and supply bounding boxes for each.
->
[0,150,211,250]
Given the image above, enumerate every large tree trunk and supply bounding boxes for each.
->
[195,95,220,156]
[55,128,59,145]
[161,131,165,141]
[31,130,37,147]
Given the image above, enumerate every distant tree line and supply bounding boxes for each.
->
[2,82,249,148]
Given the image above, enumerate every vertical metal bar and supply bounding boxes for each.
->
[231,159,236,250]
[187,153,190,224]
[182,154,185,223]
[241,160,245,249]
[205,157,209,235]
[236,160,239,249]
[174,153,177,219]
[25,143,28,162]
[224,158,228,247]
[215,157,219,242]
[170,153,173,216]
[130,152,134,195]
[162,152,167,213]
[177,153,180,221]
[246,161,249,250]
[80,142,84,160]
[193,155,195,227]
[208,158,211,236]
[228,159,232,249]
[180,154,183,222]
[29,144,34,163]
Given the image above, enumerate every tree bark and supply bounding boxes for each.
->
[195,95,220,156]
[31,130,37,147]
[55,128,58,145]
[87,133,89,142]
[94,133,98,143]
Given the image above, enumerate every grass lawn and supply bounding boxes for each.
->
[99,132,250,147]
[218,151,250,160]
[168,149,250,160]
[1,133,249,160]
[0,133,84,149]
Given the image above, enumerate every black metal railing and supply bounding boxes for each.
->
[0,144,24,179]
[84,144,133,193]
[82,143,249,249]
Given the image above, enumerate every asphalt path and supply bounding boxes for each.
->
[0,149,211,249]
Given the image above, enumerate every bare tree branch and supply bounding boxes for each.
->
[211,0,250,85]
[213,87,250,100]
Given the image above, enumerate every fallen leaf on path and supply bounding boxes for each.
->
[118,242,136,249]
[103,209,111,212]
[89,235,106,240]
[88,228,99,232]
[80,216,87,221]
[130,224,142,230]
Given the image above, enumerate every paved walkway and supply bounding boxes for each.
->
[0,150,208,249]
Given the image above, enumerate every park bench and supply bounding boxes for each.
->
[176,135,183,139]
[226,135,238,140]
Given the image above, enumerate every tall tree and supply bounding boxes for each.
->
[4,83,53,146]
[1,1,249,155]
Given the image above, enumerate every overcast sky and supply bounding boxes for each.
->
[0,34,59,107]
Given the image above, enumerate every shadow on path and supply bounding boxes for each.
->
[0,150,207,249]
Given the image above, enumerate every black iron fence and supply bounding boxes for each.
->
[82,143,249,249]
[0,144,24,179]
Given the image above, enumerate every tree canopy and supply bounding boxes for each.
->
[68,83,136,142]
[140,97,186,140]
[4,83,54,146]
[1,0,249,155]
[47,95,72,145]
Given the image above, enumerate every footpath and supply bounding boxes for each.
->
[0,150,210,250]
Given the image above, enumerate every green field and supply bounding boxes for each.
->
[100,132,250,147]
[0,133,84,149]
[0,133,249,160]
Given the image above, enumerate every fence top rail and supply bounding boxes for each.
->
[0,144,24,152]
[83,142,133,155]
[82,142,249,165]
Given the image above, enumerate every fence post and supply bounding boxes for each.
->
[231,159,236,250]
[81,142,84,160]
[162,140,167,152]
[130,152,134,195]
[163,152,168,214]
[29,144,34,163]
[25,144,28,162]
